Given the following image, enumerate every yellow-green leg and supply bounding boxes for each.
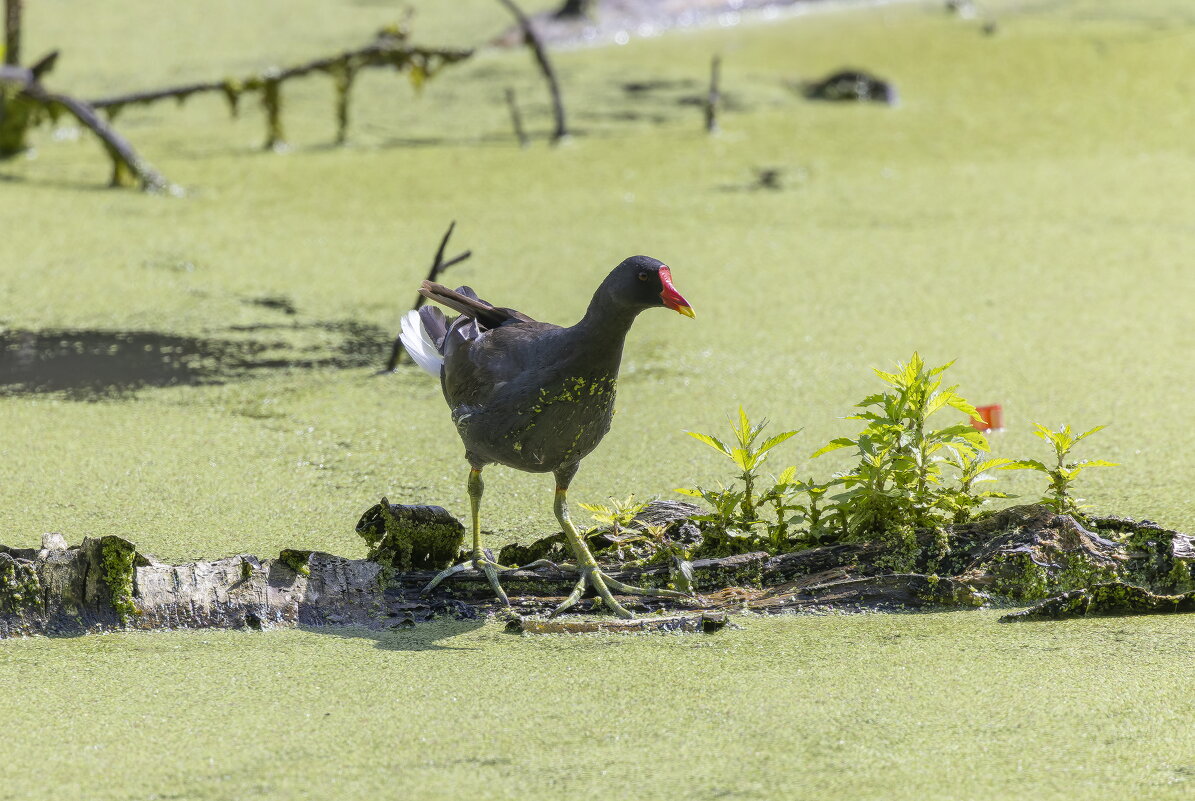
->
[550,486,688,619]
[422,467,517,604]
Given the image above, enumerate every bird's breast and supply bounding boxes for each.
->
[454,373,619,471]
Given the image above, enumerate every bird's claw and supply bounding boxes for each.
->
[421,549,519,606]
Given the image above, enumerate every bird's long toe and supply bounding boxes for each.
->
[546,566,689,620]
[421,551,524,606]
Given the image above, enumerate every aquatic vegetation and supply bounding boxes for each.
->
[1003,424,1117,516]
[678,407,802,554]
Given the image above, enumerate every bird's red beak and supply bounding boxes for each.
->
[658,266,695,318]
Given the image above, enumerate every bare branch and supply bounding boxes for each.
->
[494,0,568,143]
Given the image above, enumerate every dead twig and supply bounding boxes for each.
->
[705,54,721,134]
[495,0,568,144]
[504,87,528,148]
[385,221,472,371]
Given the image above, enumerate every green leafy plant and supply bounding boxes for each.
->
[579,495,651,559]
[779,475,841,542]
[1003,424,1117,515]
[674,484,760,554]
[813,353,992,559]
[686,407,801,521]
[938,449,1014,523]
[678,409,802,555]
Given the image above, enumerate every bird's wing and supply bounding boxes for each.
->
[419,281,538,331]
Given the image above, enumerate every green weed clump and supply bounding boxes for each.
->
[677,354,1116,565]
[677,407,803,555]
[811,353,1000,563]
[578,497,695,592]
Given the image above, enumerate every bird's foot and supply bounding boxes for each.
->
[550,565,689,620]
[422,548,520,606]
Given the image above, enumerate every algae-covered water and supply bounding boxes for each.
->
[3,612,1195,800]
[3,0,1195,797]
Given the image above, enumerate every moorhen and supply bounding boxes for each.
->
[399,255,695,618]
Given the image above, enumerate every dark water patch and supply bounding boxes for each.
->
[0,321,391,400]
[244,295,298,315]
[621,79,700,94]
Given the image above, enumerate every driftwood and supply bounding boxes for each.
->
[3,503,1194,638]
[495,0,569,143]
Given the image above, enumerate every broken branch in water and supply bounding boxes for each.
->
[504,87,529,147]
[385,221,473,371]
[495,0,568,144]
[1,54,170,190]
[88,28,473,151]
[705,54,721,133]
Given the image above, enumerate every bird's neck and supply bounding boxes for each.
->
[569,289,641,370]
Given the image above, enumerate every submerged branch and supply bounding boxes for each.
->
[87,31,473,150]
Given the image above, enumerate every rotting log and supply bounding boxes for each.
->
[5,504,1195,638]
[1001,582,1195,622]
[0,535,978,639]
[510,612,727,635]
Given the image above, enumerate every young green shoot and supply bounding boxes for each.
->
[1003,424,1117,515]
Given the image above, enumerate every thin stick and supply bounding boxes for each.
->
[4,0,21,67]
[495,0,568,144]
[385,221,473,371]
[504,87,528,148]
[705,55,721,134]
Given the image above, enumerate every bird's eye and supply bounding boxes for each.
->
[638,271,649,281]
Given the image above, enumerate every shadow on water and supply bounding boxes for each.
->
[306,618,489,652]
[0,319,392,400]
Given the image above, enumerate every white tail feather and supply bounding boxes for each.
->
[399,309,444,376]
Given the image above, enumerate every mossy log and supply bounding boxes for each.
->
[1001,582,1195,622]
[3,504,1194,638]
[510,611,727,634]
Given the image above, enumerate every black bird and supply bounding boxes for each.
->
[400,255,695,618]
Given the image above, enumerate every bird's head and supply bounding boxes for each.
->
[608,255,695,318]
